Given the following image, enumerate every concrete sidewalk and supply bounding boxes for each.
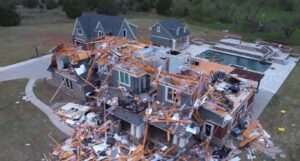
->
[0,55,74,136]
[26,79,74,136]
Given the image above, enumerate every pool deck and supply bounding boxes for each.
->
[183,44,299,119]
[252,57,298,118]
[260,57,298,93]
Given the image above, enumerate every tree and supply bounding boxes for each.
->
[171,0,191,17]
[94,0,118,15]
[156,0,172,15]
[237,0,266,32]
[62,0,89,18]
[23,0,39,8]
[279,0,295,11]
[46,0,58,10]
[189,3,202,21]
[0,7,21,26]
[278,16,300,38]
[58,0,65,6]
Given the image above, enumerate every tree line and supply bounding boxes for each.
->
[60,0,300,38]
[1,0,300,40]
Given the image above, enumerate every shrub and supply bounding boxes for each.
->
[95,0,118,15]
[0,7,21,26]
[62,0,89,18]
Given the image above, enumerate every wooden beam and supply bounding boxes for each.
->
[49,77,66,103]
[242,119,258,137]
[48,134,60,145]
[142,123,149,150]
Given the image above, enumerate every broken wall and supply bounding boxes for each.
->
[47,72,86,100]
[157,84,194,107]
[111,69,151,94]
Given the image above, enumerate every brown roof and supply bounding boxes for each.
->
[230,68,264,82]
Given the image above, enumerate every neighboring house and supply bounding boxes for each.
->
[150,18,191,51]
[72,12,137,49]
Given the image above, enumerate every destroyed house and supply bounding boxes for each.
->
[157,74,198,107]
[49,36,283,161]
[48,48,96,100]
[111,62,152,94]
[48,36,257,149]
[48,37,150,101]
[195,73,256,145]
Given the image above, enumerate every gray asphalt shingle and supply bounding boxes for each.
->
[78,12,125,41]
[159,18,191,39]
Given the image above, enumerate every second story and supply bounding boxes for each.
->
[150,18,191,51]
[72,12,137,48]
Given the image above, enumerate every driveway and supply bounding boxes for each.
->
[0,55,74,136]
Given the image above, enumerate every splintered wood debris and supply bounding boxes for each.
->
[45,36,283,161]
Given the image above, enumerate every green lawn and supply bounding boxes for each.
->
[0,79,67,161]
[0,22,73,67]
[259,63,300,161]
[125,12,236,41]
[0,6,73,67]
[33,79,73,105]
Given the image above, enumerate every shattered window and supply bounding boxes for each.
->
[167,87,173,101]
[69,80,73,90]
[205,123,213,136]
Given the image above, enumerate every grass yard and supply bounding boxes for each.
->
[125,12,237,42]
[0,6,73,67]
[0,22,72,66]
[0,79,67,161]
[259,63,300,161]
[33,79,74,106]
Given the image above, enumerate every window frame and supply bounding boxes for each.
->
[69,79,74,90]
[62,78,74,90]
[102,65,110,75]
[123,29,127,38]
[165,86,180,104]
[98,31,103,38]
[204,122,214,137]
[157,26,160,32]
[77,28,83,36]
[118,70,130,86]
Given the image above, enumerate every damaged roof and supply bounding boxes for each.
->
[108,106,144,126]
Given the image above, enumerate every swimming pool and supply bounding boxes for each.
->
[196,50,271,72]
